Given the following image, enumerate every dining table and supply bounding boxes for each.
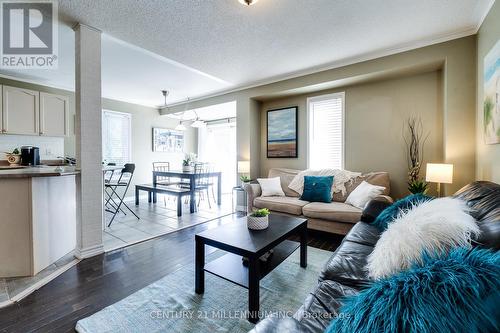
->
[152,170,222,214]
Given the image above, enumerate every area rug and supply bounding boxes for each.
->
[76,246,332,333]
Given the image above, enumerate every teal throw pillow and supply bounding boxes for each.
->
[300,176,333,203]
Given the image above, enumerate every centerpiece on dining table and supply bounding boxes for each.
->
[182,153,197,172]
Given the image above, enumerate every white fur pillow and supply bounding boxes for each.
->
[367,197,480,279]
[257,177,285,197]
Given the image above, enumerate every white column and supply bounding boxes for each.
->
[73,23,104,259]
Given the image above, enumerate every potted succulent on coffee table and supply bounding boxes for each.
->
[247,208,270,230]
[4,148,21,166]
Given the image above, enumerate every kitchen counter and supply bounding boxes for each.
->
[0,165,79,178]
[0,169,77,277]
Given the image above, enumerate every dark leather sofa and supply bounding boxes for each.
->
[249,181,500,333]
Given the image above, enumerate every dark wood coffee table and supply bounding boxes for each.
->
[194,214,308,323]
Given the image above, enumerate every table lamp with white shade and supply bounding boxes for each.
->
[425,163,453,197]
[238,161,251,185]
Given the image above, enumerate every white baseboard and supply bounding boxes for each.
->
[75,243,104,259]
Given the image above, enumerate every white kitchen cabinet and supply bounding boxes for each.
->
[2,85,39,135]
[40,92,69,136]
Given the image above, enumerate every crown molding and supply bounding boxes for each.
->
[0,73,74,92]
[72,22,102,33]
[474,0,495,33]
[160,26,479,109]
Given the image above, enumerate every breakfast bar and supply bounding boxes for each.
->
[0,166,79,278]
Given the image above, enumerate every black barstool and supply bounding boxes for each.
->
[105,163,140,227]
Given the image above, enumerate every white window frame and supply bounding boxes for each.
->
[102,109,132,165]
[306,92,345,170]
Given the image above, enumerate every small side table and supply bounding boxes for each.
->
[232,186,247,213]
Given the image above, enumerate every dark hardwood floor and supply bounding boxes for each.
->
[0,214,343,333]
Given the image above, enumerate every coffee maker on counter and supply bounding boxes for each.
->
[21,146,40,166]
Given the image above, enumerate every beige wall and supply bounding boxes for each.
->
[164,36,477,195]
[0,77,197,193]
[260,71,443,199]
[476,1,500,183]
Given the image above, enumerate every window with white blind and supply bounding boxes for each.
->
[307,92,345,170]
[102,110,132,165]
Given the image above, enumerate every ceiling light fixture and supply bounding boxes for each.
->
[161,89,169,107]
[175,122,186,131]
[191,110,206,128]
[238,0,259,6]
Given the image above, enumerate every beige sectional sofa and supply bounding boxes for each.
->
[245,168,392,235]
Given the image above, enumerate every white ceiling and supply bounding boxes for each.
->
[0,25,231,107]
[101,35,230,106]
[0,0,494,107]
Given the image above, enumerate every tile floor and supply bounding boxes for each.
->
[103,193,235,251]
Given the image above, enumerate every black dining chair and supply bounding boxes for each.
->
[152,162,171,184]
[152,161,182,206]
[105,163,140,227]
[194,162,212,209]
[204,163,217,205]
[180,162,210,209]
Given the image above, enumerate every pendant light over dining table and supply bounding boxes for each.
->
[175,120,186,131]
[175,96,189,131]
[191,110,206,128]
[162,89,187,131]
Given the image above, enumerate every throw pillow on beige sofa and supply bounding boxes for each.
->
[245,168,392,235]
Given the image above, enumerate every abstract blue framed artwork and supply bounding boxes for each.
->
[484,39,500,144]
[267,106,298,158]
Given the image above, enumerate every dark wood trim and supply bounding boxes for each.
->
[266,106,298,159]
